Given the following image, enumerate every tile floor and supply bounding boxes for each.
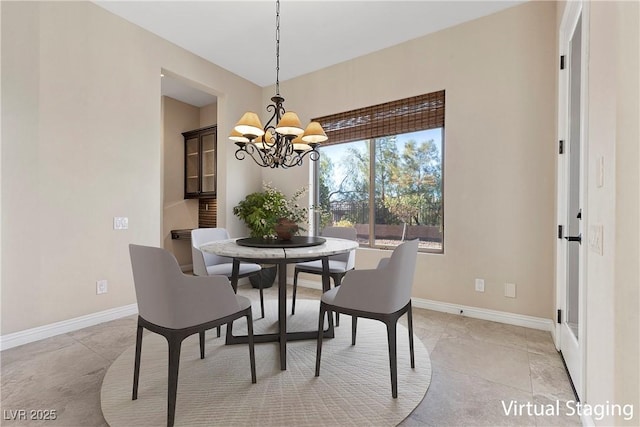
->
[1,284,580,426]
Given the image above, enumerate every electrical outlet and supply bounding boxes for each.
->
[113,217,128,230]
[505,283,516,298]
[96,279,108,295]
[475,278,485,292]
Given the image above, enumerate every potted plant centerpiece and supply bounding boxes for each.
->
[233,183,309,240]
[233,183,310,288]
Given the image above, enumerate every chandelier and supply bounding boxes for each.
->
[230,0,327,168]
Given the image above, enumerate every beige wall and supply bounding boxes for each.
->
[584,0,616,419]
[264,1,558,319]
[0,1,262,335]
[583,1,640,424]
[199,102,217,128]
[161,96,199,267]
[613,1,639,420]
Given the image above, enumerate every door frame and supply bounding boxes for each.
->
[555,0,589,401]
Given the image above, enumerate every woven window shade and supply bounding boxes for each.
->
[313,90,445,146]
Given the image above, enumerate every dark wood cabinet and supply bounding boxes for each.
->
[182,125,217,198]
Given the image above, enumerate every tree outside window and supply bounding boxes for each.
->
[317,128,443,252]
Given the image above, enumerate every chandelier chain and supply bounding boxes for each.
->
[231,0,325,168]
[275,0,280,95]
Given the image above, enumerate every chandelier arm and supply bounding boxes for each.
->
[237,144,276,168]
[264,104,281,134]
[249,142,277,167]
[295,148,320,163]
[274,147,320,169]
[234,148,248,161]
[285,137,295,156]
[306,149,321,162]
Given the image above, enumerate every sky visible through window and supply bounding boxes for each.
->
[321,128,442,191]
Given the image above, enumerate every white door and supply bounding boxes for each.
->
[556,2,587,400]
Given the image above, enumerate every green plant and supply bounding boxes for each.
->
[334,219,355,228]
[233,183,309,238]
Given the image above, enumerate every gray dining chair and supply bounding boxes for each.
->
[129,244,256,427]
[291,226,357,326]
[192,227,265,320]
[315,239,419,398]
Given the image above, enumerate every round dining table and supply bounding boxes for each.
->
[200,236,359,370]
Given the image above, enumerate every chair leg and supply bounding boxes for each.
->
[258,279,265,319]
[132,322,144,400]
[351,316,358,345]
[216,326,221,338]
[386,320,398,399]
[407,303,415,369]
[225,321,233,345]
[166,335,183,427]
[333,275,342,326]
[292,269,299,315]
[246,311,257,384]
[199,331,205,359]
[315,304,326,377]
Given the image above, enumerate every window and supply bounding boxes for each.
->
[313,91,444,253]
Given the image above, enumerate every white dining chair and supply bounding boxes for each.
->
[291,226,357,326]
[129,244,256,427]
[315,239,419,398]
[191,228,265,319]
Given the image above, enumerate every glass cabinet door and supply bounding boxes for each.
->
[185,137,200,195]
[182,125,217,198]
[200,131,216,194]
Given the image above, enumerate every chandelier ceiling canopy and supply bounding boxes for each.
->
[230,0,327,169]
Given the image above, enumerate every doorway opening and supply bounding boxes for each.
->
[160,71,218,271]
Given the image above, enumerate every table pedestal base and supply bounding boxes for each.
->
[225,328,335,345]
[227,258,334,370]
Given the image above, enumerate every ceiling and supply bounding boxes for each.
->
[95,1,525,106]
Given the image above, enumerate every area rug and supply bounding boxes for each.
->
[101,299,431,426]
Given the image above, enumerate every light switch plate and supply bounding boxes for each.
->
[113,217,128,230]
[475,278,485,292]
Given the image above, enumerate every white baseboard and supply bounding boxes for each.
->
[0,303,139,351]
[410,298,554,331]
[551,323,559,350]
[581,414,595,427]
[2,281,554,351]
[180,263,193,272]
[294,278,554,332]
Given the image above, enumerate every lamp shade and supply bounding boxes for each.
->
[293,143,312,153]
[275,111,304,136]
[229,129,250,143]
[234,112,265,138]
[301,121,328,143]
[291,135,311,153]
